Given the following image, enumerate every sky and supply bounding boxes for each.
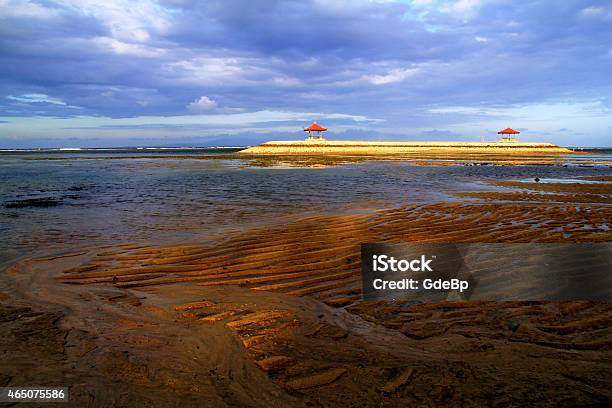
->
[0,0,611,148]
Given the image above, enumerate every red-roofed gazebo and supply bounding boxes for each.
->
[497,127,520,142]
[304,122,327,140]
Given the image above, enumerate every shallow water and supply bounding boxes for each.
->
[518,178,609,184]
[1,148,611,265]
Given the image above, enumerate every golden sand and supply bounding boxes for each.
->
[240,139,573,155]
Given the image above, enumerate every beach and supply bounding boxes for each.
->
[3,0,612,405]
[1,150,611,407]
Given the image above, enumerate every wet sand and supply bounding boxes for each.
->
[1,178,611,407]
[18,151,607,168]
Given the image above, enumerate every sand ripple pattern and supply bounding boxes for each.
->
[59,202,611,308]
[45,186,612,406]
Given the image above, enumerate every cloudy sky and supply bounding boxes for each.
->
[1,0,611,148]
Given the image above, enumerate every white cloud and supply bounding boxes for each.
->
[429,102,612,119]
[7,93,66,105]
[164,57,246,86]
[409,0,482,19]
[93,37,166,58]
[363,67,419,85]
[0,110,383,135]
[0,0,58,19]
[164,55,300,88]
[55,0,172,42]
[188,96,218,112]
[321,113,384,123]
[442,0,481,14]
[429,106,484,114]
[580,6,612,20]
[271,76,302,87]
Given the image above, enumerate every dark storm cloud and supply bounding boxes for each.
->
[0,0,610,146]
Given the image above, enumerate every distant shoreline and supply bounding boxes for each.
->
[3,145,612,153]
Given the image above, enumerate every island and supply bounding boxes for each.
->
[240,124,572,155]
